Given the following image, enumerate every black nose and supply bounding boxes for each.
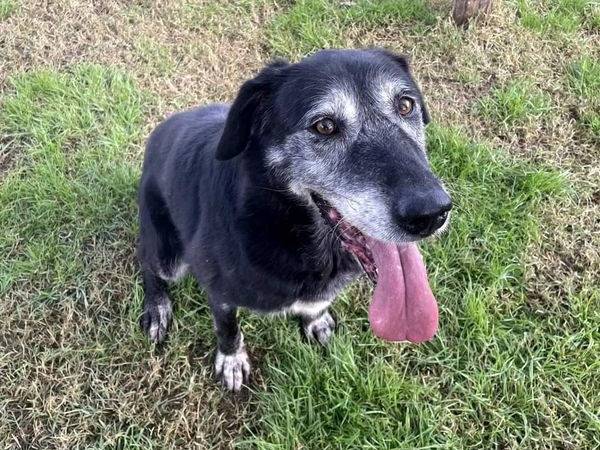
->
[395,190,452,237]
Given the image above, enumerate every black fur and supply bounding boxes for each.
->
[137,49,448,390]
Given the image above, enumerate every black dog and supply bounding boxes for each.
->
[137,49,451,391]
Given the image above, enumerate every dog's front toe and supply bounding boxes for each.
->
[303,311,336,345]
[214,346,251,392]
[140,299,172,344]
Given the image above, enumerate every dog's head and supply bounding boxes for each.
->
[216,48,451,244]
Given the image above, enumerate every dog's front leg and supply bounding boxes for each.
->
[300,309,336,345]
[291,300,336,345]
[210,301,250,392]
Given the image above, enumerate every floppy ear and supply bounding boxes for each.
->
[371,48,431,125]
[380,49,411,72]
[215,60,289,161]
[420,101,431,125]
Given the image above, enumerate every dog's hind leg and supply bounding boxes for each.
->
[137,181,181,344]
[139,269,173,344]
[210,301,250,392]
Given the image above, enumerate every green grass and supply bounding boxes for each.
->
[568,55,600,139]
[0,66,150,447]
[134,37,175,76]
[477,80,553,128]
[237,127,596,449]
[517,0,600,33]
[0,66,143,300]
[267,0,436,58]
[0,0,17,20]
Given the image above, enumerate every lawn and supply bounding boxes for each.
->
[0,1,598,449]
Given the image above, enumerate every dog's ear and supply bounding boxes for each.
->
[420,99,431,125]
[371,49,431,125]
[380,49,411,72]
[215,60,289,161]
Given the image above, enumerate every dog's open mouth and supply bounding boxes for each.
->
[311,193,439,343]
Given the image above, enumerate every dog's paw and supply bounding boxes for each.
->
[214,346,251,392]
[140,298,172,344]
[303,311,336,345]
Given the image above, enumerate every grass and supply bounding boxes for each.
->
[568,56,600,139]
[477,80,552,128]
[0,66,143,296]
[517,0,600,33]
[0,0,17,20]
[0,0,598,449]
[267,0,436,58]
[0,65,143,447]
[134,37,175,76]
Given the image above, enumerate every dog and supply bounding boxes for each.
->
[137,49,451,391]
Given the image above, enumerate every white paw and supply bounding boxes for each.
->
[304,311,336,345]
[214,344,251,392]
[141,300,172,344]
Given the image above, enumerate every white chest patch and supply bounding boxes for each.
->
[285,299,333,318]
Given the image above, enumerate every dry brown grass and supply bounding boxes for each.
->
[1,1,279,123]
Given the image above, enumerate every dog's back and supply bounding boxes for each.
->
[139,104,234,245]
[140,104,229,197]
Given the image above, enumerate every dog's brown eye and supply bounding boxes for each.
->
[397,96,414,116]
[313,118,337,135]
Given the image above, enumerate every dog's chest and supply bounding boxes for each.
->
[237,191,362,309]
[290,235,362,305]
[301,262,359,301]
[273,262,359,316]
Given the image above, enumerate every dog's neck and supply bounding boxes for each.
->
[235,153,344,268]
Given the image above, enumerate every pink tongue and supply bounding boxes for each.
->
[367,239,438,343]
